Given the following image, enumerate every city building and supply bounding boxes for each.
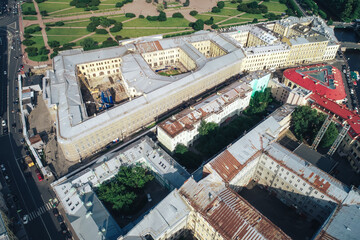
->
[43,16,339,162]
[157,81,252,152]
[283,64,346,102]
[51,136,190,240]
[268,77,311,105]
[28,134,44,150]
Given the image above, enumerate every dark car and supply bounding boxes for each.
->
[11,123,16,128]
[3,127,8,134]
[64,231,72,240]
[56,215,64,223]
[60,223,67,234]
[18,129,22,133]
[52,208,59,216]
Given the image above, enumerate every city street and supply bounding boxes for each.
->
[0,0,64,239]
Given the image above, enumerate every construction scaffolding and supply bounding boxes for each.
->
[327,124,350,156]
[311,115,333,150]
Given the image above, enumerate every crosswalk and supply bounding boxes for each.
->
[28,202,53,222]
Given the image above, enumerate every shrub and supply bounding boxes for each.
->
[115,2,124,7]
[45,26,51,31]
[84,7,90,11]
[50,51,58,59]
[147,15,158,21]
[40,56,48,61]
[146,0,152,2]
[158,11,167,21]
[211,24,218,29]
[22,39,35,46]
[25,47,38,57]
[39,46,49,55]
[212,7,220,13]
[172,12,184,18]
[217,1,225,9]
[91,6,99,10]
[55,21,65,26]
[40,10,48,16]
[23,33,32,39]
[139,15,145,18]
[62,42,76,50]
[87,23,98,32]
[110,22,123,32]
[102,39,118,47]
[34,26,42,32]
[95,29,108,34]
[189,10,198,16]
[48,40,60,48]
[125,13,136,18]
[183,0,189,7]
[204,17,214,25]
[192,19,204,31]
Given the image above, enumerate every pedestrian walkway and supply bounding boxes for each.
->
[27,202,53,222]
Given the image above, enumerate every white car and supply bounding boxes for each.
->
[147,193,152,202]
[3,71,6,75]
[0,164,5,172]
[1,120,6,127]
[22,215,29,224]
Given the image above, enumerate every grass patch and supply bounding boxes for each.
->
[261,1,288,12]
[49,7,88,16]
[195,14,229,23]
[97,4,119,10]
[46,27,89,35]
[23,16,38,20]
[120,29,185,38]
[108,16,128,22]
[220,18,250,25]
[209,8,241,16]
[63,21,91,27]
[21,2,36,12]
[123,18,190,28]
[38,2,70,13]
[240,13,265,19]
[224,2,239,8]
[27,36,47,62]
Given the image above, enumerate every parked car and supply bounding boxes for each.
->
[60,223,67,234]
[52,208,59,217]
[35,169,43,182]
[147,193,152,202]
[56,215,64,223]
[0,164,5,172]
[1,120,6,127]
[22,215,29,224]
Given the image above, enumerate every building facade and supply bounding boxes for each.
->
[157,82,252,152]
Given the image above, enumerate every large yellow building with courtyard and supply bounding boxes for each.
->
[43,16,340,161]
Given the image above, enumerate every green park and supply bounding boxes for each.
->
[20,0,304,62]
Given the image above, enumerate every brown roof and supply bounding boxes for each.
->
[22,88,31,93]
[29,134,42,144]
[202,188,291,240]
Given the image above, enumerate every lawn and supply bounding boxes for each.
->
[47,35,85,46]
[63,20,91,27]
[108,15,128,22]
[25,24,41,33]
[261,1,288,12]
[23,16,37,20]
[21,2,36,13]
[224,2,239,8]
[240,13,266,20]
[38,2,70,13]
[97,4,118,10]
[123,18,190,28]
[120,29,186,38]
[26,35,47,62]
[208,8,241,16]
[220,18,250,25]
[46,27,89,35]
[195,14,229,23]
[48,7,89,16]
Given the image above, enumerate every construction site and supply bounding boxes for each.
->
[76,60,130,117]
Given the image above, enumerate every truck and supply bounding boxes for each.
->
[24,156,34,168]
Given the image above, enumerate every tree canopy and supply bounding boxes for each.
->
[198,120,218,136]
[96,166,153,211]
[290,106,339,147]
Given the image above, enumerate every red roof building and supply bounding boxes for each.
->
[283,64,346,101]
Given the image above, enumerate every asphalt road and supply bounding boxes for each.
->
[0,1,64,239]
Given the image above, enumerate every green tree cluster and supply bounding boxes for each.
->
[237,1,268,14]
[189,10,198,16]
[243,88,273,115]
[70,0,100,8]
[204,17,214,25]
[174,144,202,170]
[96,166,154,211]
[198,120,218,136]
[313,0,360,21]
[183,0,190,7]
[190,19,204,31]
[172,12,184,18]
[125,13,136,18]
[22,7,36,15]
[290,106,338,148]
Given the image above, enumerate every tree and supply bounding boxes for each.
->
[80,37,98,50]
[175,144,188,154]
[318,9,327,19]
[212,6,220,13]
[40,10,48,16]
[320,122,338,148]
[183,0,190,7]
[172,12,184,18]
[252,18,258,23]
[217,1,225,9]
[87,22,98,32]
[95,29,108,34]
[125,13,136,18]
[25,47,38,57]
[40,55,48,61]
[100,18,111,27]
[116,166,154,189]
[198,120,218,136]
[110,22,123,32]
[189,10,198,16]
[244,88,272,116]
[158,11,167,21]
[22,39,35,46]
[39,46,49,55]
[192,19,204,31]
[116,2,124,7]
[55,21,65,26]
[102,38,118,47]
[211,24,218,29]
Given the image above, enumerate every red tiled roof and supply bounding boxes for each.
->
[203,188,291,240]
[283,64,346,101]
[310,93,360,139]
